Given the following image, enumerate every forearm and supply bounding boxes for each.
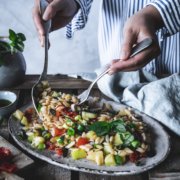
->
[142,5,164,31]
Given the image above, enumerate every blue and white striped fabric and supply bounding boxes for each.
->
[67,0,180,76]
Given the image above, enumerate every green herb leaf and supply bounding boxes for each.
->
[37,103,42,112]
[131,140,140,148]
[8,29,26,53]
[114,155,124,165]
[0,29,26,65]
[77,124,84,132]
[111,119,126,133]
[67,127,75,136]
[17,33,26,41]
[89,121,110,136]
[57,136,65,144]
[121,132,134,146]
[9,29,17,41]
[15,41,24,52]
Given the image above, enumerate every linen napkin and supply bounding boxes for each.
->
[97,68,180,136]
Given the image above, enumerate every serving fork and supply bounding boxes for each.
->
[77,38,153,105]
[31,0,51,116]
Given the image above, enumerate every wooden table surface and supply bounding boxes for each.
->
[1,75,180,180]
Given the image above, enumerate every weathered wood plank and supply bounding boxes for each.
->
[79,173,148,180]
[16,160,71,180]
[1,75,97,90]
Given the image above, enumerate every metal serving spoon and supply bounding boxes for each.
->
[31,0,51,116]
[77,38,153,105]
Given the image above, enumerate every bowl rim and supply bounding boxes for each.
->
[0,90,17,109]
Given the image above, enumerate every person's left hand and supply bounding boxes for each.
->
[108,5,164,74]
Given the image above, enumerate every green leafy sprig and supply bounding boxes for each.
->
[0,29,26,66]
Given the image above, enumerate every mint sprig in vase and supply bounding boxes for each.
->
[0,29,26,88]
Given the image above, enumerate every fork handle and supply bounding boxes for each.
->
[97,38,153,79]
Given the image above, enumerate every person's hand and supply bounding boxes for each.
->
[32,0,78,46]
[108,5,164,74]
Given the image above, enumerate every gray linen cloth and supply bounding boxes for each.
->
[97,68,180,136]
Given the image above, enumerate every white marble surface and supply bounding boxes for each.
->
[0,0,100,75]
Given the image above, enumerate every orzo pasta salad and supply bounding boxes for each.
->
[13,81,151,166]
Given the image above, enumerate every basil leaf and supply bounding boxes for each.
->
[15,42,24,52]
[9,29,17,41]
[111,119,126,133]
[17,33,26,41]
[89,121,110,136]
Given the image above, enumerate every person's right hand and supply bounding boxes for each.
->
[32,0,78,46]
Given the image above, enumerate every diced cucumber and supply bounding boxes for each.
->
[77,124,84,132]
[65,118,75,127]
[27,134,35,143]
[21,116,29,126]
[82,111,97,120]
[26,132,36,143]
[74,115,82,121]
[13,110,24,121]
[131,140,140,148]
[114,133,123,146]
[57,136,65,144]
[37,143,46,150]
[105,154,116,166]
[67,128,75,136]
[32,136,45,147]
[114,155,125,165]
[62,123,69,129]
[71,149,87,160]
[42,131,51,140]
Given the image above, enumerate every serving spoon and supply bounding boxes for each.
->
[31,0,51,116]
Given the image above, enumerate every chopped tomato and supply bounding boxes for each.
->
[51,127,66,137]
[56,111,61,117]
[62,108,78,118]
[24,108,34,120]
[0,147,12,162]
[55,148,63,156]
[46,142,56,151]
[56,105,65,112]
[129,151,140,162]
[76,137,89,147]
[67,111,78,118]
[0,162,17,173]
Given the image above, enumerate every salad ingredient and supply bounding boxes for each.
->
[71,149,87,160]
